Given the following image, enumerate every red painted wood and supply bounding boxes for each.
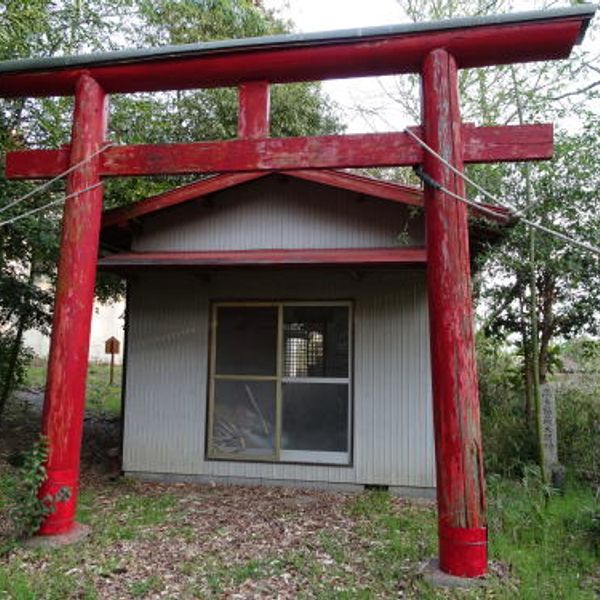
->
[102,169,424,229]
[238,81,270,138]
[97,247,427,269]
[5,124,553,179]
[102,172,268,228]
[421,49,486,577]
[284,170,423,207]
[439,525,487,578]
[0,18,585,97]
[38,75,108,536]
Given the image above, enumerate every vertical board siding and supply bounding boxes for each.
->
[123,269,435,488]
[123,274,208,474]
[132,176,424,252]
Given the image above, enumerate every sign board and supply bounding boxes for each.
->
[105,336,120,355]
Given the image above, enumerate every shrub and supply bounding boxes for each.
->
[555,385,600,482]
[477,335,537,477]
[7,436,52,538]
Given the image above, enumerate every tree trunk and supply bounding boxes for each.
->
[0,316,26,424]
[519,296,533,424]
[0,260,36,424]
[538,274,556,385]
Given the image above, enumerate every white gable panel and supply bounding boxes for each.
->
[132,176,424,252]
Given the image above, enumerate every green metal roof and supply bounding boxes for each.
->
[0,4,595,75]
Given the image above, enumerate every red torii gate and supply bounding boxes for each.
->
[1,5,595,579]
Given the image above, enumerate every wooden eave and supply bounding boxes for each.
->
[0,5,594,97]
[97,247,428,272]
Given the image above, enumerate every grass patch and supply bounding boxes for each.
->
[77,487,177,543]
[25,362,122,417]
[128,575,163,598]
[0,473,597,598]
[488,473,600,599]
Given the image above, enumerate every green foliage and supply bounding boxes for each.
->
[8,435,51,538]
[477,335,537,476]
[0,333,32,399]
[556,385,600,482]
[1,470,599,597]
[397,0,600,478]
[478,334,600,485]
[26,361,122,416]
[0,0,342,414]
[488,472,600,599]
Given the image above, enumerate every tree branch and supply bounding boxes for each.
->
[548,79,600,101]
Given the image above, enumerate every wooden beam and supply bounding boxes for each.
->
[98,247,427,269]
[38,75,108,536]
[5,124,553,179]
[283,170,423,207]
[422,49,486,578]
[238,81,270,138]
[0,8,591,97]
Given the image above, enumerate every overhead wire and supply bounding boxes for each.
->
[404,128,600,257]
[0,182,104,229]
[0,142,112,216]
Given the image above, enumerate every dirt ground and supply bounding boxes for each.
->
[0,392,446,599]
[3,391,593,599]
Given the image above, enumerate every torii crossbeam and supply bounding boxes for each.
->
[1,4,595,579]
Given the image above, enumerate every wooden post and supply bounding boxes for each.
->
[38,74,108,536]
[237,81,270,138]
[421,49,487,577]
[105,336,120,386]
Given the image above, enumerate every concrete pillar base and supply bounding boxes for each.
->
[23,522,91,549]
[422,559,487,588]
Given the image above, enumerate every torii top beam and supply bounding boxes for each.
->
[0,5,595,97]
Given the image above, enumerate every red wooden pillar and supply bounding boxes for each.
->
[421,49,487,577]
[38,74,108,535]
[238,81,270,138]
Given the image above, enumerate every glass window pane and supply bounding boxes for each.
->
[283,306,349,378]
[211,380,276,457]
[282,383,349,453]
[215,306,277,375]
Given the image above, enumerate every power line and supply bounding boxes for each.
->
[0,182,104,229]
[0,143,112,216]
[405,128,600,257]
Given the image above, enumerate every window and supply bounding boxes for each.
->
[208,302,351,464]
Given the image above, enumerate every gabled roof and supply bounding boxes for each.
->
[101,169,424,230]
[100,168,512,256]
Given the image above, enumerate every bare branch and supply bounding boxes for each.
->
[548,79,600,101]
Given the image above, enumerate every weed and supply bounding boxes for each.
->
[8,436,51,538]
[128,575,163,597]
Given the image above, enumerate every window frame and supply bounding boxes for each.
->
[206,300,353,465]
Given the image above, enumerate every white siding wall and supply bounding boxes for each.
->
[123,269,435,488]
[132,176,424,252]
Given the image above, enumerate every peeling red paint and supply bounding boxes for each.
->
[422,49,487,577]
[4,9,582,578]
[5,124,553,180]
[38,74,107,536]
[238,81,270,138]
